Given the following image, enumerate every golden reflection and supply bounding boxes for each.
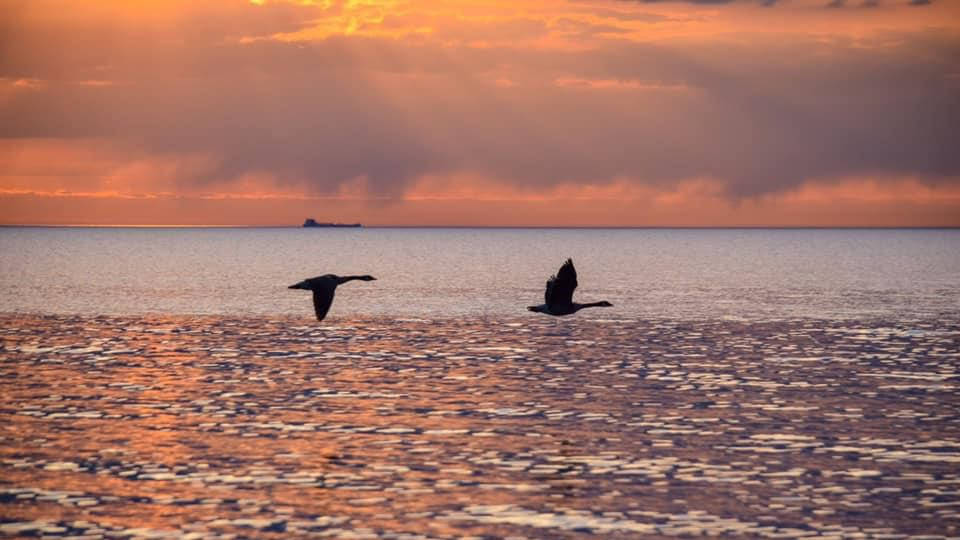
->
[2,313,959,535]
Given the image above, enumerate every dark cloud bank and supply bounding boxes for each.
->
[621,0,931,6]
[1,1,957,199]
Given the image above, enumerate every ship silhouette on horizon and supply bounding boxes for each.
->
[302,218,362,228]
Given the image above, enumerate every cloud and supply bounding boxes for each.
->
[4,176,958,226]
[825,0,932,7]
[618,0,736,4]
[1,0,958,204]
[617,0,929,5]
[615,0,784,6]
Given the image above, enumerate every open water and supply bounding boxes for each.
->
[2,227,958,320]
[2,228,960,538]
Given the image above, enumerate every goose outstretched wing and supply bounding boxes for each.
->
[306,277,339,321]
[545,258,578,308]
[312,287,336,321]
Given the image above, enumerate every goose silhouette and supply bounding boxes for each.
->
[527,259,612,316]
[289,274,376,321]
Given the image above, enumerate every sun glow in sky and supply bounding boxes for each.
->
[1,0,958,226]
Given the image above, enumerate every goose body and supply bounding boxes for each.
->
[289,274,376,321]
[527,259,612,316]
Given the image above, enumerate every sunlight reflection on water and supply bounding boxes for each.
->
[2,314,959,537]
[1,227,959,319]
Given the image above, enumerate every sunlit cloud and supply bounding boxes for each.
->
[553,77,695,91]
[1,0,958,225]
[4,175,958,227]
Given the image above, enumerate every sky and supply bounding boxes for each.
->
[1,0,958,226]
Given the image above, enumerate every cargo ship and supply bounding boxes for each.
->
[302,218,362,228]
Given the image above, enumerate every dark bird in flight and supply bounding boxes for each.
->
[527,258,612,316]
[289,274,376,321]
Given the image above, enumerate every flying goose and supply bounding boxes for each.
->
[527,258,612,316]
[289,274,376,321]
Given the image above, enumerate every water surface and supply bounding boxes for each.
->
[1,227,958,319]
[2,314,958,537]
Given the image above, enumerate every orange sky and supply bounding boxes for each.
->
[2,0,959,226]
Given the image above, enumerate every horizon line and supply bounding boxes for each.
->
[2,224,959,230]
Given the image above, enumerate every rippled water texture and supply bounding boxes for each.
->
[2,228,959,538]
[2,315,959,538]
[1,227,959,319]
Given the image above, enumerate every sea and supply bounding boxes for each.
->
[1,227,959,320]
[3,227,960,538]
